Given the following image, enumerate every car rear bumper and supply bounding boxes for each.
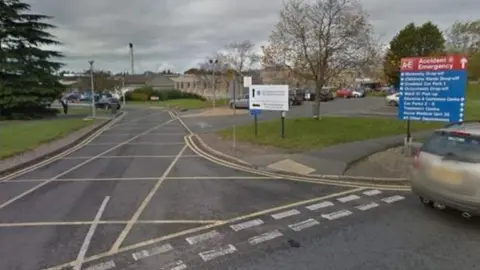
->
[411,180,480,214]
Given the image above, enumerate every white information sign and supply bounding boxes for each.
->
[248,84,289,111]
[243,76,252,87]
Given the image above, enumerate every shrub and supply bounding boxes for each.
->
[126,87,206,101]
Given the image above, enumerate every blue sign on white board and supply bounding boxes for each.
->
[250,109,261,116]
[398,55,468,123]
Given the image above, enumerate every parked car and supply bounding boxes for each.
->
[319,89,335,101]
[352,89,366,98]
[385,93,399,106]
[229,94,249,109]
[336,88,353,98]
[289,90,304,105]
[411,121,480,218]
[95,97,121,110]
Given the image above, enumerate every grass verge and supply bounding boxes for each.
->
[0,119,95,159]
[130,98,228,110]
[217,117,441,151]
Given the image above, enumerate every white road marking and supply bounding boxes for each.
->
[306,201,334,211]
[288,218,320,232]
[132,243,174,261]
[336,195,361,203]
[363,189,382,196]
[230,219,264,231]
[73,196,110,270]
[84,260,115,270]
[0,117,177,209]
[271,209,300,220]
[382,195,405,203]
[185,230,221,245]
[110,144,188,252]
[321,210,352,220]
[355,202,379,211]
[199,244,237,262]
[159,260,187,270]
[248,230,283,245]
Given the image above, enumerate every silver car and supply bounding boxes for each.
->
[410,122,480,218]
[229,94,249,109]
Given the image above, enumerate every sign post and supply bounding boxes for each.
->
[398,55,468,154]
[249,84,289,138]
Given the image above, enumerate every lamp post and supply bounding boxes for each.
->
[88,60,96,118]
[209,59,218,108]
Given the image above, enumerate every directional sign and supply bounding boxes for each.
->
[398,55,468,123]
[249,109,261,116]
[248,84,289,111]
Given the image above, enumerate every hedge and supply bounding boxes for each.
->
[125,87,205,101]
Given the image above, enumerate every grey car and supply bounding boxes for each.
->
[410,121,480,218]
[229,94,249,109]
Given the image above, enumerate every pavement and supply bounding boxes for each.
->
[1,105,479,270]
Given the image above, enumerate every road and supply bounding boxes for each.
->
[0,107,479,270]
[180,97,388,133]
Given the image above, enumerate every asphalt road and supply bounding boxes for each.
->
[1,107,479,270]
[0,108,352,270]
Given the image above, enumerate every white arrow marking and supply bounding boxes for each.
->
[461,57,468,69]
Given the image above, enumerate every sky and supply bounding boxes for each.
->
[24,0,480,74]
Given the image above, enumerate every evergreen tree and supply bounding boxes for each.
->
[383,22,445,86]
[0,0,65,118]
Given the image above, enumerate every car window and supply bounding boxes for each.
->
[422,131,480,163]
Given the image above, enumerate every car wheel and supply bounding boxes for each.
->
[388,100,397,106]
[419,196,433,207]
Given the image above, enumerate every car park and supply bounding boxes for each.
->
[385,93,399,106]
[410,121,480,218]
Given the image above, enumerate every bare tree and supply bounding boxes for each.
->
[445,20,480,54]
[265,0,373,119]
[222,40,260,73]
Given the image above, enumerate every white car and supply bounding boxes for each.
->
[352,89,366,98]
[385,93,399,106]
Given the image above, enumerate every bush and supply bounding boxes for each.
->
[126,87,206,102]
[1,105,59,120]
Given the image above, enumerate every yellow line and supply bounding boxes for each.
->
[0,220,221,227]
[185,135,410,190]
[44,187,364,270]
[108,110,167,128]
[0,113,126,182]
[9,176,278,183]
[0,118,178,210]
[109,144,189,253]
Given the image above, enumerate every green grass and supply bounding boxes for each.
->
[217,117,440,151]
[66,106,115,117]
[0,119,95,159]
[130,98,229,110]
[217,84,480,151]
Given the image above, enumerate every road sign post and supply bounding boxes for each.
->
[248,84,289,138]
[281,111,286,138]
[398,55,468,154]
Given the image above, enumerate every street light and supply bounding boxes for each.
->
[88,60,96,118]
[209,59,219,108]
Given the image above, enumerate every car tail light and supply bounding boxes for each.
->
[450,131,470,136]
[413,149,421,169]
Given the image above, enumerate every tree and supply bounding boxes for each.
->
[445,20,480,81]
[0,0,65,118]
[221,40,260,74]
[383,22,445,86]
[265,0,373,118]
[445,20,480,54]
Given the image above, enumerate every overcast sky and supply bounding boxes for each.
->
[25,0,479,74]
